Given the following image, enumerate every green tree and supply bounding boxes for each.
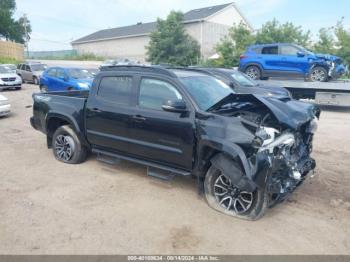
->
[256,18,311,47]
[215,22,255,67]
[334,19,350,66]
[0,0,31,44]
[313,27,335,54]
[146,11,200,66]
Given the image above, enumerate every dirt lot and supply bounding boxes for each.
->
[0,84,350,255]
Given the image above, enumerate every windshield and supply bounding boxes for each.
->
[231,71,258,87]
[0,66,12,74]
[31,64,47,71]
[68,68,93,79]
[180,75,233,111]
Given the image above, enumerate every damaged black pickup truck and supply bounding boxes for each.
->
[30,66,320,220]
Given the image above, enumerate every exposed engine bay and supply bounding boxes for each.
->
[208,94,320,206]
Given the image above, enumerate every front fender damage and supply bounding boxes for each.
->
[196,95,320,203]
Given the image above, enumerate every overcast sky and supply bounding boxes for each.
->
[14,0,350,51]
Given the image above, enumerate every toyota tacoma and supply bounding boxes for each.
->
[30,66,320,220]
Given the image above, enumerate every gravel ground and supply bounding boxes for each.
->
[0,84,349,255]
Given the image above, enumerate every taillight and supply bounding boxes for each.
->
[240,55,247,59]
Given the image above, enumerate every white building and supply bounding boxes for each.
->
[71,2,251,62]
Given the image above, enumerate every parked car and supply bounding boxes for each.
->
[1,64,17,74]
[31,65,320,220]
[39,67,94,92]
[239,43,348,82]
[189,67,291,97]
[16,62,47,85]
[0,65,22,91]
[0,94,11,117]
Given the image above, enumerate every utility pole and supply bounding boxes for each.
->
[23,14,29,58]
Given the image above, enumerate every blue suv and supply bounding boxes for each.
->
[40,67,94,92]
[239,43,348,82]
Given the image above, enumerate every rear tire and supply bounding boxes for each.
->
[245,65,261,80]
[52,125,88,164]
[204,164,268,221]
[33,76,39,85]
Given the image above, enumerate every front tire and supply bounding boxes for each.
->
[52,125,88,164]
[40,85,48,92]
[310,66,328,82]
[204,164,268,220]
[245,65,261,80]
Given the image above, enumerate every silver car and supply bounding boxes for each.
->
[0,65,22,91]
[16,62,47,85]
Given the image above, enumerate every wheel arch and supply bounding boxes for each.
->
[45,113,89,148]
[242,63,264,73]
[195,140,253,181]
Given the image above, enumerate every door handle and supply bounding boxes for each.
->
[91,107,102,113]
[132,115,146,122]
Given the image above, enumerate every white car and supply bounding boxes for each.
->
[0,65,22,90]
[0,94,11,117]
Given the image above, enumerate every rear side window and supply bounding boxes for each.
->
[139,78,182,111]
[98,76,133,105]
[262,46,278,55]
[251,47,262,54]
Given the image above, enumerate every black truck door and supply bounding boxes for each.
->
[127,76,195,170]
[85,74,136,154]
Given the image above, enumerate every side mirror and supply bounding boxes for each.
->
[162,99,187,113]
[297,51,305,57]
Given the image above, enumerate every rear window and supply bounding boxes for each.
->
[98,76,133,105]
[250,47,262,54]
[262,46,278,55]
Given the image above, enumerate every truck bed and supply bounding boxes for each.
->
[31,91,89,135]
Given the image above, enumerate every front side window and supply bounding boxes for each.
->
[139,78,182,111]
[280,45,300,56]
[98,76,133,105]
[262,46,278,55]
[25,65,31,71]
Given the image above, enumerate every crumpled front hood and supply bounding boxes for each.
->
[314,53,341,62]
[253,95,319,130]
[209,93,320,131]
